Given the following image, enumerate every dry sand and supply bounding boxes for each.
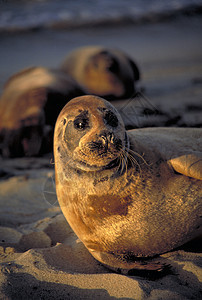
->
[0,15,202,299]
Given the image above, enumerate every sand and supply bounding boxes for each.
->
[0,15,202,299]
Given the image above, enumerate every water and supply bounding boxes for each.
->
[0,0,202,32]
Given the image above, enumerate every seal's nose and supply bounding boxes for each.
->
[87,131,120,154]
[99,131,114,146]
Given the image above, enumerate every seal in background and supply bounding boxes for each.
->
[60,46,140,100]
[0,67,84,157]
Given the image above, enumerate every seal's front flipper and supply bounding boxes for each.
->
[90,249,172,279]
[169,152,202,180]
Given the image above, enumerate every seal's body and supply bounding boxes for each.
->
[60,46,140,100]
[54,95,202,271]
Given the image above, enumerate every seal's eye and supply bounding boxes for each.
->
[104,110,118,128]
[74,118,89,131]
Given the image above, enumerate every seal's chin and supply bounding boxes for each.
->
[72,156,121,172]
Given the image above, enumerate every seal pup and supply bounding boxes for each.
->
[60,46,140,100]
[0,66,84,157]
[54,95,202,272]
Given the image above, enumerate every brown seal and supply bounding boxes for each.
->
[54,95,202,272]
[60,46,140,100]
[0,66,84,157]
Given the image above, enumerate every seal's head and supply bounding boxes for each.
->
[54,95,128,171]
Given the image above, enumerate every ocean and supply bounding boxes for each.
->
[0,0,202,32]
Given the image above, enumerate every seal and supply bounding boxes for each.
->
[60,46,140,100]
[0,66,84,157]
[54,95,202,272]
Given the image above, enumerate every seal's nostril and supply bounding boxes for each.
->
[99,132,115,145]
[100,135,107,142]
[99,135,108,149]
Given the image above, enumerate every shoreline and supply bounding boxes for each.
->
[1,15,202,89]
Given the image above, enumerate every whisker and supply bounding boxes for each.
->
[127,152,142,173]
[124,152,128,175]
[62,157,72,169]
[136,91,158,112]
[127,148,148,166]
[116,155,121,171]
[117,152,124,175]
[119,91,160,128]
[50,157,55,165]
[115,150,127,175]
[120,152,127,175]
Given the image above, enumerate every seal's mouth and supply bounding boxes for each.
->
[74,155,121,172]
[71,143,120,169]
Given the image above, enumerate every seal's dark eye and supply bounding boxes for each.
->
[74,118,89,131]
[104,110,119,128]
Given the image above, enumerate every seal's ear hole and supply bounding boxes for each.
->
[63,118,66,125]
[98,107,119,128]
[104,110,119,128]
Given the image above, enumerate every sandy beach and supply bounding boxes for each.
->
[0,13,202,300]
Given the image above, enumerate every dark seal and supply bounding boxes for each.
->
[0,66,84,157]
